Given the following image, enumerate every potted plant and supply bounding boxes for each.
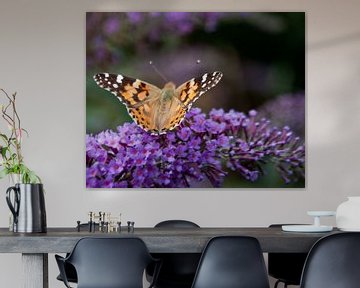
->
[0,88,46,233]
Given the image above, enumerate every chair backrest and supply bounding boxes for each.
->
[300,232,360,288]
[191,236,270,288]
[268,224,308,285]
[151,220,201,287]
[67,237,154,288]
[155,220,200,228]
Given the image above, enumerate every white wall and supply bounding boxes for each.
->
[0,0,359,287]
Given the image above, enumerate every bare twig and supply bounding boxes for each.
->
[0,89,23,171]
[0,89,40,183]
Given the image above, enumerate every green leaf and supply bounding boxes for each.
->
[28,171,40,184]
[0,133,9,142]
[0,146,8,157]
[18,164,41,184]
[0,168,9,179]
[21,128,29,137]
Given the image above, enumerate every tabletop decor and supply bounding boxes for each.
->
[0,89,46,233]
[336,197,360,231]
[86,12,305,188]
[282,211,335,233]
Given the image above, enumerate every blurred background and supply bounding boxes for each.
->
[86,12,305,187]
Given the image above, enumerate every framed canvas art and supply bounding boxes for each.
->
[86,12,305,188]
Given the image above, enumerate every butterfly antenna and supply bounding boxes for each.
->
[196,59,202,76]
[149,60,168,82]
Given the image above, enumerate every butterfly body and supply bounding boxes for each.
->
[150,82,180,133]
[93,71,223,135]
[158,82,176,113]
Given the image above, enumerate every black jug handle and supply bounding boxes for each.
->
[6,186,20,224]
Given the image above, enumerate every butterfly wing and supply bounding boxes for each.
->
[175,71,223,110]
[93,73,161,132]
[93,71,223,135]
[157,71,223,133]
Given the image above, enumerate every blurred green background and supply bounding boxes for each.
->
[86,12,305,188]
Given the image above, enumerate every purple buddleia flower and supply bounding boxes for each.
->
[127,12,143,24]
[86,108,305,188]
[204,13,223,32]
[103,16,121,35]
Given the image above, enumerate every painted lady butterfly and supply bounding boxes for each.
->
[93,71,223,135]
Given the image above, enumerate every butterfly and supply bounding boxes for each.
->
[93,71,223,135]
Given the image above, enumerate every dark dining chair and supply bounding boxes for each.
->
[56,223,99,284]
[56,262,77,284]
[147,220,201,288]
[300,232,360,288]
[55,237,160,288]
[191,236,270,288]
[268,224,308,288]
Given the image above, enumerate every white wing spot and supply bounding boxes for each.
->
[113,83,118,88]
[132,80,140,89]
[116,75,123,83]
[202,74,208,83]
[104,73,109,77]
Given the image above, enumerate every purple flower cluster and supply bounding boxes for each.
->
[86,108,305,188]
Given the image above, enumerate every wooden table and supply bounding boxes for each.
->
[0,227,339,288]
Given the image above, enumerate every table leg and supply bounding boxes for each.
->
[22,253,48,288]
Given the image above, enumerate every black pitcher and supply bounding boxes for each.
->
[6,183,47,233]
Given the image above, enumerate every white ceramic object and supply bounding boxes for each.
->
[307,211,336,227]
[282,225,333,232]
[282,211,335,233]
[307,211,336,217]
[336,196,360,231]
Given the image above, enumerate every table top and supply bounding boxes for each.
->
[0,227,340,254]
